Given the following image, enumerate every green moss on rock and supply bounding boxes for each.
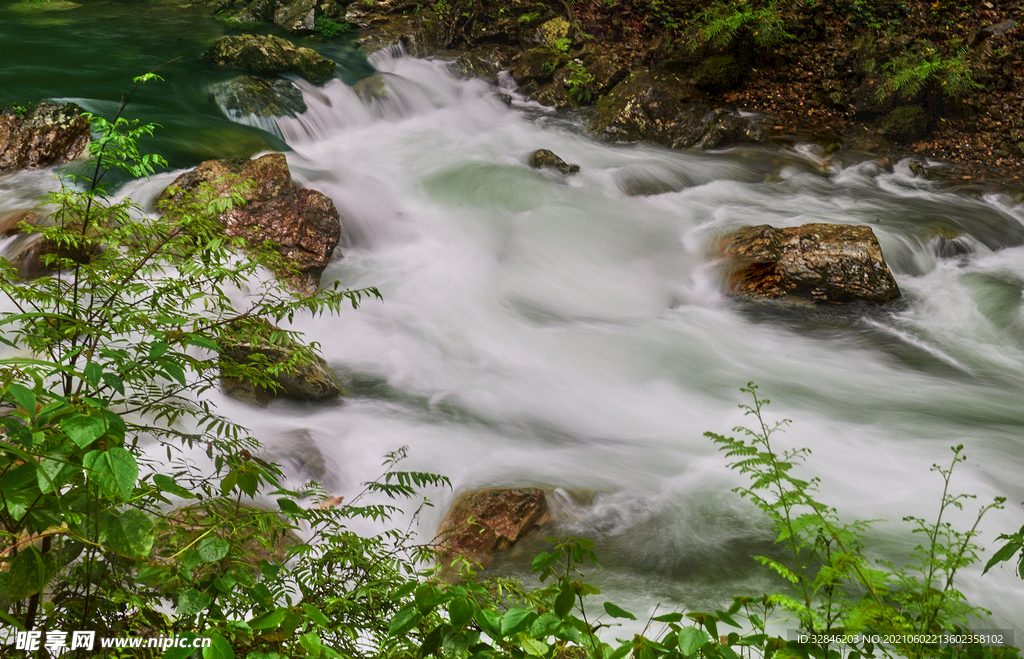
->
[208,34,335,85]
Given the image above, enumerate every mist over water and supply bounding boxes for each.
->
[2,11,1024,629]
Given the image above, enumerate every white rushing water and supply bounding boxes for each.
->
[4,46,1024,632]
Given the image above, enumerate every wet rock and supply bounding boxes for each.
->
[274,0,316,32]
[351,74,389,103]
[448,52,503,83]
[209,76,307,119]
[160,153,341,294]
[719,223,901,304]
[692,54,740,92]
[617,167,690,196]
[0,102,91,174]
[578,45,629,96]
[528,149,579,174]
[436,488,549,562]
[219,318,342,404]
[932,235,975,259]
[512,46,566,84]
[880,105,928,143]
[208,34,335,85]
[851,72,897,117]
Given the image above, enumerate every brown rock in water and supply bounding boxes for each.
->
[0,103,91,174]
[436,488,549,562]
[719,223,901,304]
[160,153,341,295]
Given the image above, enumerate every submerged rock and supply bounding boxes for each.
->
[208,34,335,85]
[719,223,901,304]
[0,102,91,174]
[208,76,308,120]
[160,153,342,295]
[219,318,342,404]
[528,149,579,175]
[436,488,549,563]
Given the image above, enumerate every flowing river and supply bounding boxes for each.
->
[2,0,1024,634]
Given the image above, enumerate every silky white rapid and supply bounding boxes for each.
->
[4,46,1024,632]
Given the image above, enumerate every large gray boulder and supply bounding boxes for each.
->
[0,102,91,174]
[719,223,901,304]
[160,153,341,295]
[208,34,335,85]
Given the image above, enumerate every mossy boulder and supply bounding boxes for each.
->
[219,318,342,405]
[208,34,335,85]
[719,223,901,304]
[590,70,767,150]
[532,17,570,45]
[0,102,91,174]
[209,76,308,119]
[691,54,741,92]
[511,46,566,84]
[880,105,929,143]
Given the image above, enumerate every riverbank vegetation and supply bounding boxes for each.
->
[1,88,1022,658]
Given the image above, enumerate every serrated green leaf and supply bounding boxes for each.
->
[84,447,137,500]
[177,588,212,616]
[102,509,154,559]
[197,537,229,563]
[62,412,106,448]
[388,607,421,635]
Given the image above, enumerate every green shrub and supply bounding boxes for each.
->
[880,45,982,100]
[688,0,793,50]
[314,16,354,37]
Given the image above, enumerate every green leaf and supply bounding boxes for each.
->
[415,583,447,614]
[162,361,186,385]
[388,607,421,635]
[529,612,561,638]
[203,633,234,659]
[652,612,684,623]
[36,456,68,494]
[277,497,303,516]
[149,341,170,359]
[603,602,637,620]
[153,473,197,499]
[449,596,475,628]
[4,546,56,600]
[62,412,106,448]
[6,383,36,413]
[520,634,548,657]
[84,362,103,387]
[302,603,331,627]
[84,446,138,500]
[531,550,558,574]
[678,627,709,656]
[102,509,154,559]
[101,372,125,395]
[177,588,212,616]
[197,536,229,563]
[475,608,501,639]
[249,609,286,631]
[500,607,534,637]
[554,580,575,619]
[299,632,323,656]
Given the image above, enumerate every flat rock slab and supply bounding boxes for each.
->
[0,103,91,174]
[436,488,548,562]
[720,223,901,304]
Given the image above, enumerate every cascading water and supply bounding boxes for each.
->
[2,4,1024,632]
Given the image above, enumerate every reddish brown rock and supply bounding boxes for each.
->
[0,103,91,174]
[160,153,341,295]
[436,488,549,562]
[720,223,901,304]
